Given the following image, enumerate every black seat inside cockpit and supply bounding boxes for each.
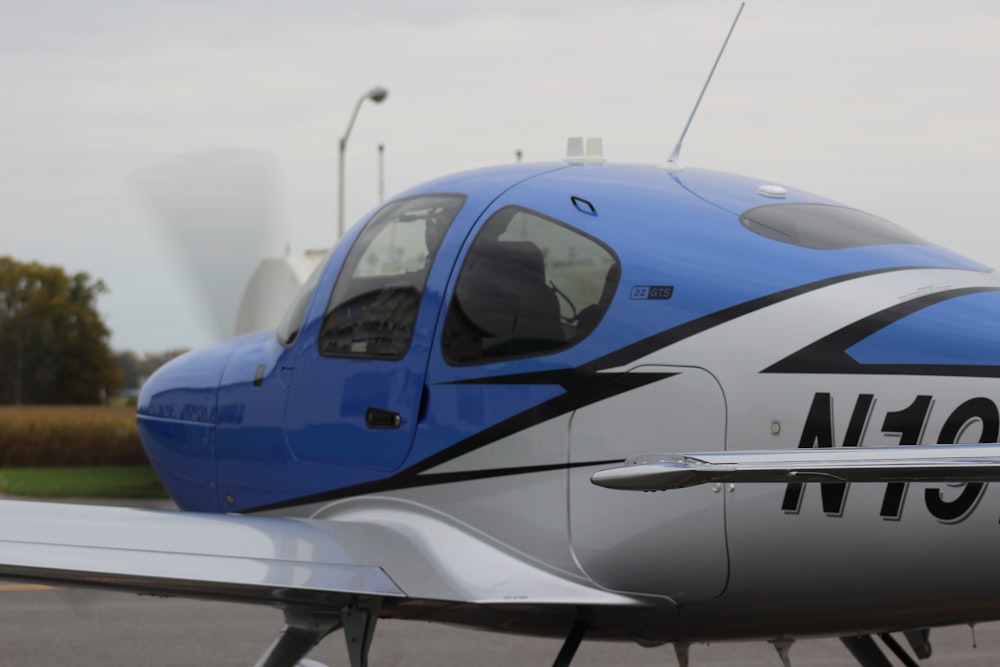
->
[444,239,564,362]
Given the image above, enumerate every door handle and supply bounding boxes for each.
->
[366,407,401,429]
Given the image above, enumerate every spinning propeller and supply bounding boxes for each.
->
[130,148,281,340]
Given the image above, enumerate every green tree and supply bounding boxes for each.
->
[116,350,141,390]
[0,257,122,404]
[116,348,188,390]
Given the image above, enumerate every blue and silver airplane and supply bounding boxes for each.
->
[6,139,1000,666]
[6,6,1000,663]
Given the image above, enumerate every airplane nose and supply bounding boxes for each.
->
[137,342,238,512]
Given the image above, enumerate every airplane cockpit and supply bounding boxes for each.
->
[277,193,620,367]
[317,194,464,359]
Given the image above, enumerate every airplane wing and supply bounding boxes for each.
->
[0,498,638,608]
[0,498,644,666]
[0,499,403,605]
[591,444,1000,491]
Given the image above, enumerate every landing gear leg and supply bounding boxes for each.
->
[841,633,924,667]
[254,610,342,667]
[552,621,588,667]
[878,633,919,667]
[771,638,794,667]
[840,635,894,667]
[673,641,690,667]
[253,597,383,667]
[342,597,383,667]
[903,629,932,659]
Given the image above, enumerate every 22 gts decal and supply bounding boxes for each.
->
[629,285,673,300]
[785,392,997,524]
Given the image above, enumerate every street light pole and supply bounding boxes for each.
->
[338,85,389,239]
[377,143,385,203]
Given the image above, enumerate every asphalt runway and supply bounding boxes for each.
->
[3,585,1000,666]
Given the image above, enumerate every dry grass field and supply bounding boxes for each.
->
[0,405,147,467]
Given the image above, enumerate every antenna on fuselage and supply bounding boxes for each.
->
[664,2,745,171]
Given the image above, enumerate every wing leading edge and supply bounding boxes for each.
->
[591,444,1000,491]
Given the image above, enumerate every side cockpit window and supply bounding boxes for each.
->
[319,194,465,359]
[443,206,619,364]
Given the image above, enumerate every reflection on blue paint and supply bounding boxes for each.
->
[848,291,1000,366]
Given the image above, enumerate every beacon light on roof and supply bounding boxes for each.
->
[564,137,606,164]
[758,184,788,198]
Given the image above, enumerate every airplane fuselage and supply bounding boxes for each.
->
[137,162,1000,642]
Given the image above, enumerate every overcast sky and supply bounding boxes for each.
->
[2,0,999,352]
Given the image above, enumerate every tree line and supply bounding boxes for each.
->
[115,349,189,392]
[0,257,184,405]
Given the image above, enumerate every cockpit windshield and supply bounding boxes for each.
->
[318,194,465,359]
[276,249,333,346]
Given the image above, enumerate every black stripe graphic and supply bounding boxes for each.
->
[249,266,977,512]
[250,459,624,512]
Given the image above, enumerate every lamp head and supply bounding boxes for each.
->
[367,86,389,104]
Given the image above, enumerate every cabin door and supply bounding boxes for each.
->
[569,365,729,601]
[283,195,465,478]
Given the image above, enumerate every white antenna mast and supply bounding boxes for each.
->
[666,2,745,170]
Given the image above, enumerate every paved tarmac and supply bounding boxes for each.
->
[3,497,1000,665]
[3,586,1000,666]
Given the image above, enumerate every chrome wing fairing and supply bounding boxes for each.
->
[0,499,642,609]
[591,444,1000,491]
[0,500,403,605]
